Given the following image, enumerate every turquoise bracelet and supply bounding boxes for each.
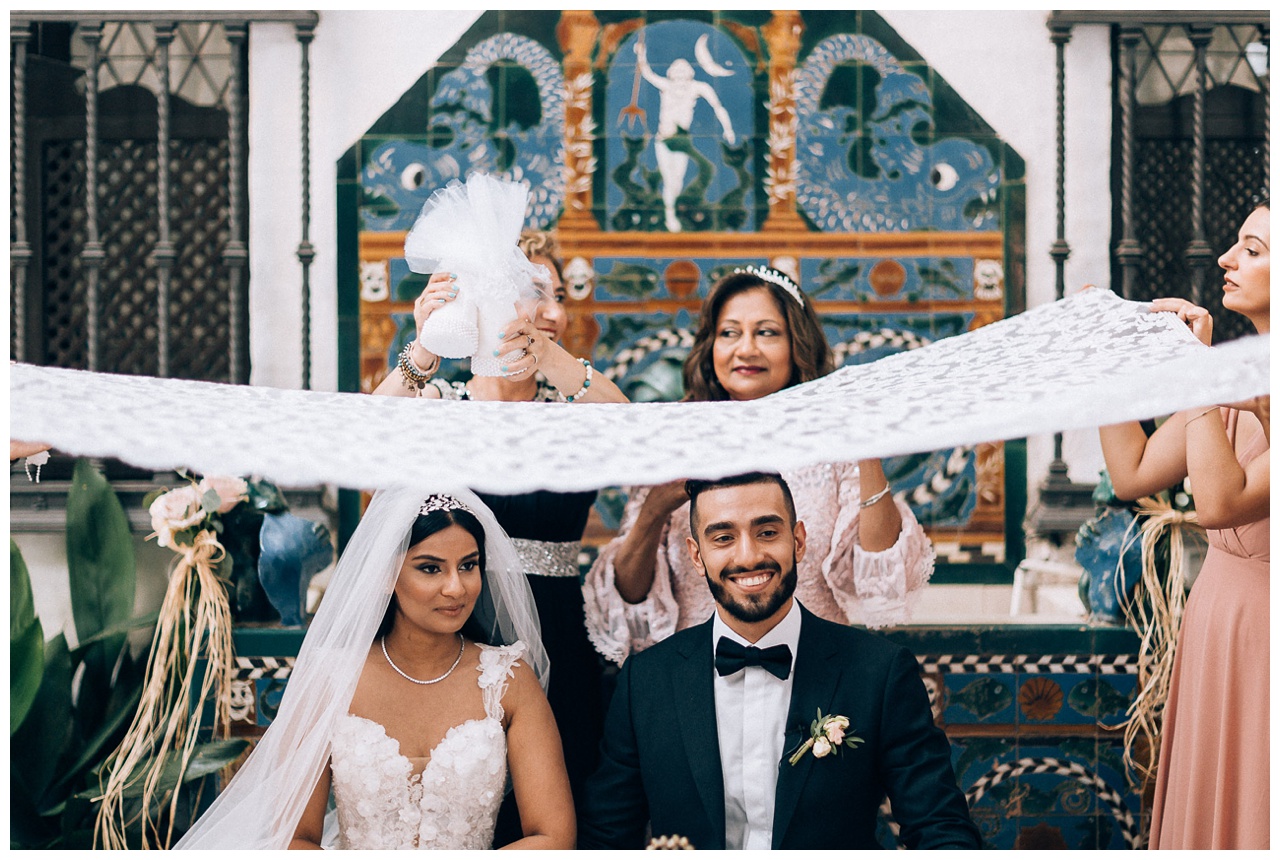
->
[564,358,593,402]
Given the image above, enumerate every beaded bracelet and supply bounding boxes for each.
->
[564,358,593,402]
[398,341,439,391]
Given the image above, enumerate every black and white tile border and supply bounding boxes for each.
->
[233,656,295,680]
[234,653,1138,680]
[919,654,1139,675]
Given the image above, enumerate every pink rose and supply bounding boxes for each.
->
[198,476,249,513]
[149,485,204,548]
[812,737,832,758]
[826,725,845,746]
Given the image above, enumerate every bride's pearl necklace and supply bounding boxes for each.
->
[381,633,465,685]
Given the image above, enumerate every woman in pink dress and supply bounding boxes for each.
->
[583,267,935,665]
[1099,201,1270,849]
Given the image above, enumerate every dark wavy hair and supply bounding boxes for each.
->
[376,506,500,645]
[686,471,797,535]
[682,269,834,402]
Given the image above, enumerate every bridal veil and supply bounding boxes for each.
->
[176,486,547,849]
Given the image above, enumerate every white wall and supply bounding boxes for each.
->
[248,11,483,392]
[14,531,178,649]
[246,9,1115,508]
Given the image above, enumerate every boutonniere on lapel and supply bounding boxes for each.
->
[787,709,864,765]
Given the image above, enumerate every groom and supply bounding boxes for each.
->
[578,472,980,850]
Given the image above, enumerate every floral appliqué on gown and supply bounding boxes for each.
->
[329,642,525,849]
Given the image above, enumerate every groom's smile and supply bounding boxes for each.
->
[727,567,776,590]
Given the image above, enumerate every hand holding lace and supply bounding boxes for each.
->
[1149,297,1213,346]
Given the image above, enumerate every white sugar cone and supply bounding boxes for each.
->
[469,301,522,377]
[418,290,479,358]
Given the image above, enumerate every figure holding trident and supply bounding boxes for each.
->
[634,36,736,233]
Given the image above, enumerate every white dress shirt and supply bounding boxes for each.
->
[711,601,801,850]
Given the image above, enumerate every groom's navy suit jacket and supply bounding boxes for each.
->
[578,604,980,849]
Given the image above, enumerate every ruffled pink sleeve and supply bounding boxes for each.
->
[820,462,935,628]
[582,486,681,666]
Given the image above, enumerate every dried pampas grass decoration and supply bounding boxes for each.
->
[1109,495,1201,788]
[94,529,234,849]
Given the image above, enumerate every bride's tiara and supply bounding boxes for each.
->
[419,494,473,516]
[733,265,804,307]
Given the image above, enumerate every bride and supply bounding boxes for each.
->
[177,488,574,850]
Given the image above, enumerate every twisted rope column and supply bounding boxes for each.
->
[224,21,249,383]
[82,21,106,371]
[1114,25,1144,300]
[10,23,32,360]
[1184,24,1214,309]
[1049,20,1073,467]
[153,21,177,377]
[296,21,316,390]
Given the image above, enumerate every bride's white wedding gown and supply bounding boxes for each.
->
[328,642,525,849]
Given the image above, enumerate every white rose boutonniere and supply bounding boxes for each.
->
[788,709,864,766]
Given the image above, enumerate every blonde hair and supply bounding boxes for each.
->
[518,229,562,278]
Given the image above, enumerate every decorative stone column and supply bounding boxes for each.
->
[556,10,600,232]
[760,10,806,233]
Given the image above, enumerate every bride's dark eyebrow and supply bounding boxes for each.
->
[410,551,480,562]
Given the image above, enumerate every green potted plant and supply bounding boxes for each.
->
[10,460,246,848]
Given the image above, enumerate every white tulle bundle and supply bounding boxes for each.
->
[403,173,548,375]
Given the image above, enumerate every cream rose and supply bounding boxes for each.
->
[812,737,832,758]
[826,724,845,746]
[149,485,205,548]
[198,476,249,513]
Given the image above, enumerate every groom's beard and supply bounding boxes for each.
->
[704,557,798,624]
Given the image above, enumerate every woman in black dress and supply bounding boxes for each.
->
[371,230,626,842]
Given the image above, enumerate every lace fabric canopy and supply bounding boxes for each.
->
[8,290,1269,494]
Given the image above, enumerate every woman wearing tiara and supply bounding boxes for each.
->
[583,267,936,664]
[176,489,574,850]
[372,230,625,840]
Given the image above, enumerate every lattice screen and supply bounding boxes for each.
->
[1127,21,1268,344]
[1132,138,1266,344]
[36,136,233,378]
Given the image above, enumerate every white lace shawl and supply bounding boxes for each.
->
[8,290,1269,495]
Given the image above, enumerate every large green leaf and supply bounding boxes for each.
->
[78,739,250,802]
[11,540,45,734]
[68,612,159,659]
[42,676,144,807]
[65,458,136,641]
[65,458,137,730]
[11,634,74,806]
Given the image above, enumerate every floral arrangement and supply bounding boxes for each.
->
[96,474,331,848]
[147,475,249,549]
[787,709,864,765]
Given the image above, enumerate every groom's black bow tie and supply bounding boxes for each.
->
[714,637,793,680]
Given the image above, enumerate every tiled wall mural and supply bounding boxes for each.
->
[339,11,1027,575]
